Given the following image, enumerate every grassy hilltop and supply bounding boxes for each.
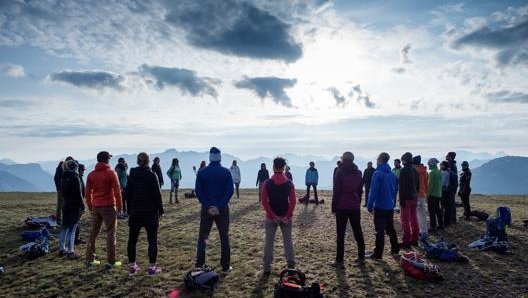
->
[0,191,527,298]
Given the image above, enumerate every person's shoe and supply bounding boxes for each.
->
[353,258,365,266]
[438,225,445,230]
[58,249,67,257]
[428,228,437,234]
[129,264,140,276]
[67,252,82,260]
[86,260,101,269]
[391,250,400,255]
[221,266,233,274]
[104,261,122,270]
[175,199,180,204]
[263,270,271,276]
[399,243,411,249]
[147,266,161,276]
[329,261,345,269]
[410,241,419,247]
[74,238,86,245]
[366,252,382,260]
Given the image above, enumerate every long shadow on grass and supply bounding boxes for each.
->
[333,267,351,298]
[249,272,270,298]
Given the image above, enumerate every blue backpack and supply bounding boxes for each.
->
[420,237,468,263]
[486,217,507,241]
[497,206,512,226]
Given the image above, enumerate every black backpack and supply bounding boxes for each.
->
[274,269,324,298]
[184,267,219,290]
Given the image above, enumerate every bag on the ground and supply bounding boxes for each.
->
[469,210,489,221]
[400,251,444,281]
[496,206,512,226]
[468,216,509,253]
[19,236,50,259]
[21,227,50,241]
[420,237,468,263]
[274,268,324,298]
[24,215,58,229]
[486,217,507,241]
[184,190,197,198]
[184,267,219,290]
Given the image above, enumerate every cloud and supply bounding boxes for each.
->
[234,76,297,107]
[400,44,412,64]
[486,91,528,103]
[0,99,34,108]
[327,87,346,106]
[139,64,219,98]
[48,70,124,91]
[165,0,303,62]
[1,63,26,78]
[495,49,528,66]
[392,67,406,74]
[348,85,375,108]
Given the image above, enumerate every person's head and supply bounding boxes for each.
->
[200,160,207,168]
[393,159,401,167]
[65,156,74,162]
[96,151,112,163]
[377,152,390,165]
[209,146,221,162]
[367,161,373,168]
[461,161,469,169]
[336,160,342,167]
[65,159,78,172]
[137,152,150,167]
[412,155,421,166]
[427,158,439,167]
[153,157,160,164]
[446,151,456,162]
[118,157,126,165]
[285,165,291,172]
[232,160,237,166]
[440,160,449,170]
[260,163,266,169]
[78,164,85,176]
[341,151,354,164]
[309,161,315,168]
[273,157,287,173]
[172,158,179,166]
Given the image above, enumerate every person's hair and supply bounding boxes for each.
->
[309,161,315,166]
[261,163,266,167]
[172,158,179,166]
[440,161,449,169]
[273,157,287,171]
[341,151,354,163]
[378,152,390,163]
[199,160,206,168]
[137,152,150,167]
[394,159,401,163]
[153,157,160,162]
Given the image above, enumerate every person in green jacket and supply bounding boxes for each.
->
[426,158,443,233]
[166,158,182,204]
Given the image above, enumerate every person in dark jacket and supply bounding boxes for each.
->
[304,162,319,204]
[151,157,164,189]
[333,160,342,178]
[256,163,270,202]
[440,161,451,226]
[54,156,74,223]
[126,152,164,276]
[285,165,293,181]
[261,157,297,274]
[195,147,234,273]
[58,160,85,260]
[362,162,375,207]
[446,151,458,224]
[398,152,420,248]
[331,152,365,268]
[74,164,86,245]
[458,161,472,220]
[367,152,399,259]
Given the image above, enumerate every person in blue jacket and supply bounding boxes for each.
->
[195,147,234,273]
[303,161,319,204]
[367,152,400,259]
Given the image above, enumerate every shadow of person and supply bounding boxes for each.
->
[249,271,271,298]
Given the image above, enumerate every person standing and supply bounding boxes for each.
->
[195,147,234,273]
[304,161,319,204]
[392,159,402,178]
[74,164,86,245]
[412,155,429,238]
[458,161,472,220]
[261,157,297,274]
[166,158,182,204]
[230,160,241,199]
[151,157,164,189]
[54,156,74,223]
[366,152,399,259]
[126,152,164,276]
[440,161,451,227]
[85,151,123,270]
[333,160,342,178]
[362,162,376,207]
[256,163,269,202]
[58,160,85,260]
[331,152,365,268]
[399,152,420,248]
[426,158,443,233]
[284,165,293,181]
[115,157,128,218]
[446,152,458,224]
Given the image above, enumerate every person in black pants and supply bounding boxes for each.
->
[126,152,164,276]
[362,162,375,207]
[440,161,452,226]
[458,161,472,220]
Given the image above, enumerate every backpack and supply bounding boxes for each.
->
[184,267,219,290]
[21,227,50,241]
[496,206,512,226]
[420,237,468,263]
[184,190,197,198]
[486,217,507,242]
[274,269,324,298]
[400,252,444,281]
[19,237,50,259]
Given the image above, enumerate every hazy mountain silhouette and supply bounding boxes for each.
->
[0,163,54,191]
[471,156,528,195]
[0,170,40,192]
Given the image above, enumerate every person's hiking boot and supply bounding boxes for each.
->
[410,241,419,247]
[129,264,140,276]
[428,228,437,234]
[67,252,82,260]
[86,260,101,269]
[391,249,400,255]
[221,266,233,274]
[58,249,67,257]
[366,252,382,260]
[74,238,86,245]
[399,243,411,250]
[329,261,345,270]
[147,266,162,276]
[104,261,122,270]
[353,258,365,266]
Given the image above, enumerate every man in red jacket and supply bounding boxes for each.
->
[85,151,123,270]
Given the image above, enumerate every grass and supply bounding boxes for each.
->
[0,190,527,298]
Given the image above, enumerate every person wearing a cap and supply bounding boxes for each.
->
[398,152,419,248]
[366,152,400,259]
[167,158,182,204]
[195,147,234,273]
[331,151,365,268]
[458,161,472,220]
[446,151,458,224]
[412,155,429,238]
[115,157,128,218]
[426,158,443,233]
[85,151,123,269]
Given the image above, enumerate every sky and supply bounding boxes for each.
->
[0,0,527,163]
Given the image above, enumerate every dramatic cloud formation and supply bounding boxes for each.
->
[48,70,124,91]
[165,0,303,62]
[486,91,528,103]
[139,65,219,98]
[234,76,297,107]
[1,63,25,78]
[327,87,346,106]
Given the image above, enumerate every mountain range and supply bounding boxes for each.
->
[0,149,526,195]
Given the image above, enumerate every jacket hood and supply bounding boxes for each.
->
[62,169,78,178]
[341,161,359,171]
[129,166,151,179]
[95,162,110,171]
[270,172,289,185]
[377,163,392,172]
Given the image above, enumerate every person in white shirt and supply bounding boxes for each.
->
[230,160,241,199]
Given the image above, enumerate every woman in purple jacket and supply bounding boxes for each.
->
[331,151,366,268]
